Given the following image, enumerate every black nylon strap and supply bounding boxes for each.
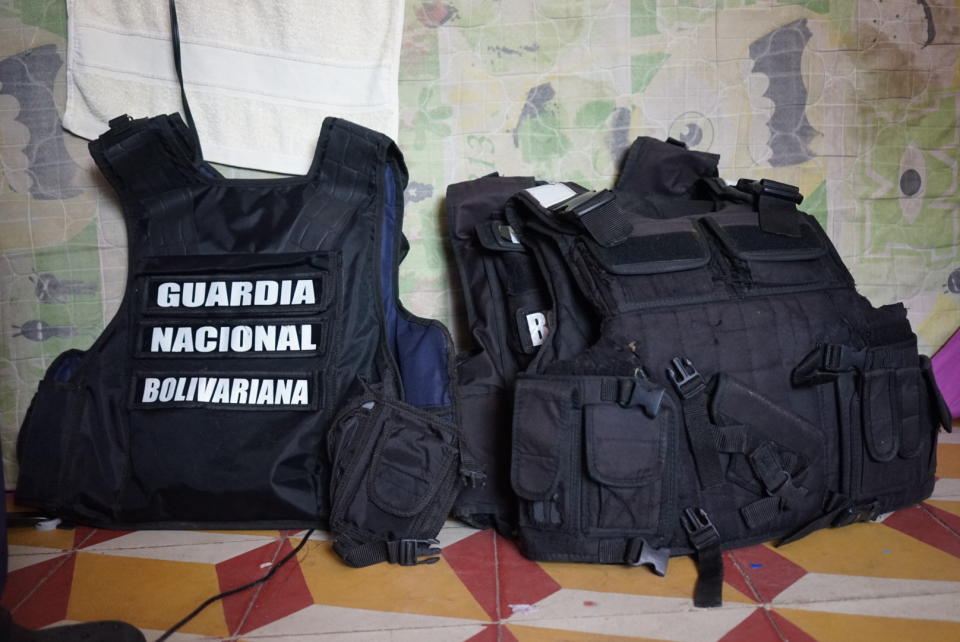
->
[577,197,632,247]
[336,538,442,568]
[741,496,782,529]
[682,508,723,608]
[778,493,850,546]
[549,190,632,247]
[168,0,202,159]
[668,358,723,489]
[683,396,724,489]
[597,538,670,576]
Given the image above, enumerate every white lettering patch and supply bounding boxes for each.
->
[144,323,321,356]
[153,278,318,309]
[136,375,315,409]
[526,312,549,347]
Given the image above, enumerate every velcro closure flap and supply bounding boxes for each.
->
[897,366,923,459]
[511,376,573,500]
[584,217,710,275]
[862,369,899,462]
[584,402,668,487]
[368,403,458,518]
[705,210,825,262]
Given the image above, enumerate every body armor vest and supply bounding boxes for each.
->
[448,137,951,605]
[15,111,465,564]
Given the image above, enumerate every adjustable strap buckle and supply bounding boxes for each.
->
[616,378,664,418]
[822,344,867,373]
[549,189,616,219]
[460,469,487,489]
[749,442,807,506]
[736,178,804,206]
[388,539,442,566]
[682,507,720,550]
[736,178,803,237]
[625,538,670,577]
[667,357,706,400]
[832,501,881,528]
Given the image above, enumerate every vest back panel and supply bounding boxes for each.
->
[14,115,452,529]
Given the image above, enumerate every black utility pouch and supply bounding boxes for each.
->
[854,350,945,505]
[327,390,461,567]
[511,373,676,569]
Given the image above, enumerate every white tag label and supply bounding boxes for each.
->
[525,183,577,209]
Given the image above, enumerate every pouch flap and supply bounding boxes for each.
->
[710,374,821,461]
[368,404,458,518]
[705,210,825,262]
[511,376,573,500]
[584,217,710,275]
[861,369,899,463]
[921,355,953,433]
[896,366,923,459]
[584,403,667,487]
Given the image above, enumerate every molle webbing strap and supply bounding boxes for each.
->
[667,358,724,489]
[168,0,201,159]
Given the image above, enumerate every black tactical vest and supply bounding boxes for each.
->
[15,2,465,567]
[447,137,952,604]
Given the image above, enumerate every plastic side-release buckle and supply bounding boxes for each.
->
[736,178,804,206]
[667,357,706,400]
[549,189,616,219]
[682,507,719,550]
[736,178,804,237]
[616,378,664,418]
[831,501,881,528]
[625,538,670,576]
[388,538,442,566]
[822,344,867,373]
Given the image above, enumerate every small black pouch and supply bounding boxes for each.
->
[327,389,461,567]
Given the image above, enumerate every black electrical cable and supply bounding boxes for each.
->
[156,529,315,641]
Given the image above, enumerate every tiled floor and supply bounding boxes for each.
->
[4,427,959,641]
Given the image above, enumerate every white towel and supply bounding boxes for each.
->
[63,0,404,174]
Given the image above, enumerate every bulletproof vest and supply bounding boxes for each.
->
[15,0,465,568]
[447,137,952,605]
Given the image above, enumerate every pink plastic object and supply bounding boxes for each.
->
[931,328,960,419]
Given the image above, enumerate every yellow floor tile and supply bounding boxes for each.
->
[507,623,665,641]
[67,552,229,637]
[295,539,491,621]
[6,526,75,551]
[936,444,960,478]
[769,522,960,580]
[925,499,960,519]
[774,608,960,642]
[542,554,754,603]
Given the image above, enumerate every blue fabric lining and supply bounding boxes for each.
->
[381,166,452,408]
